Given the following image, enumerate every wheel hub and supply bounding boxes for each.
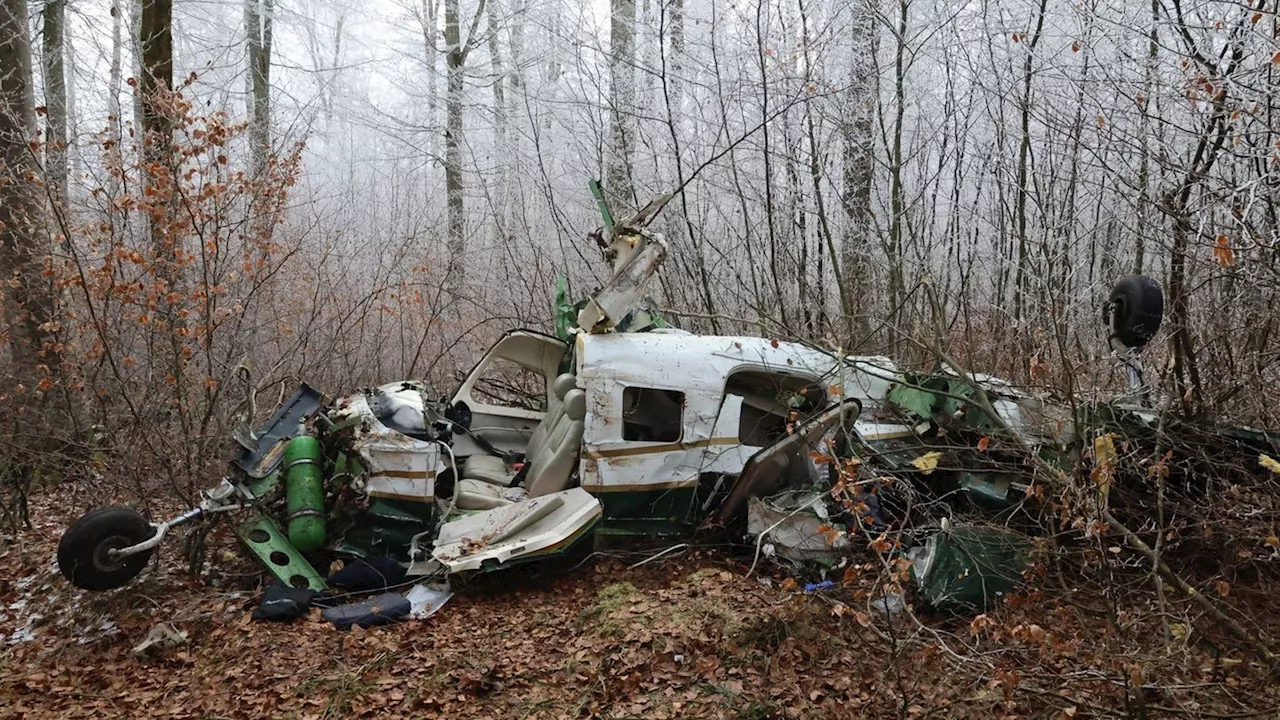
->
[92,535,132,572]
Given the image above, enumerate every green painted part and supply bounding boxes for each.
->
[336,498,436,559]
[243,470,279,499]
[591,517,691,550]
[888,377,938,420]
[235,514,327,591]
[589,179,615,235]
[284,436,326,552]
[912,526,1030,612]
[330,451,365,477]
[327,415,364,434]
[365,498,431,524]
[958,472,1013,509]
[594,486,700,525]
[554,275,574,341]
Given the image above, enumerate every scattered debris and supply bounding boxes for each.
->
[909,525,1031,612]
[747,493,848,564]
[251,584,317,623]
[322,592,412,631]
[131,623,187,656]
[404,582,452,620]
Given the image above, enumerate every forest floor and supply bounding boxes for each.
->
[2,484,1279,719]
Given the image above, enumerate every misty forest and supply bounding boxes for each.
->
[3,0,1280,716]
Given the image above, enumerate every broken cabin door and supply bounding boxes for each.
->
[450,330,568,456]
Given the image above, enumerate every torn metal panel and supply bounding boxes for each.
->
[232,383,326,478]
[911,525,1030,612]
[331,392,444,504]
[747,493,849,563]
[713,399,862,525]
[577,230,668,333]
[432,488,602,572]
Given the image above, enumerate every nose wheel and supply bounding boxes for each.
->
[58,507,157,591]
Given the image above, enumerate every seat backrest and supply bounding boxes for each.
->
[525,373,576,459]
[525,388,586,497]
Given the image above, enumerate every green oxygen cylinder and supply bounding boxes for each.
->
[284,436,326,552]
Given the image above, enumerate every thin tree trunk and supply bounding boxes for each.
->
[443,0,484,292]
[798,0,844,337]
[1012,0,1048,381]
[1134,0,1158,274]
[139,0,172,164]
[245,0,273,241]
[840,0,876,342]
[245,0,273,181]
[0,0,58,382]
[107,3,124,200]
[131,0,144,137]
[606,0,635,209]
[885,0,909,348]
[422,0,439,119]
[41,0,67,213]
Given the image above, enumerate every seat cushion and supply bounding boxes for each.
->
[462,454,515,486]
[455,478,527,510]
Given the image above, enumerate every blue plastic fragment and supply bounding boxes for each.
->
[803,580,836,593]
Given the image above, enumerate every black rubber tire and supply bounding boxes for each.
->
[57,506,156,591]
[1108,275,1163,348]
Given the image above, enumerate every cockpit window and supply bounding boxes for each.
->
[470,357,547,411]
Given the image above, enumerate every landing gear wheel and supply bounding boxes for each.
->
[57,507,157,591]
[1107,275,1163,348]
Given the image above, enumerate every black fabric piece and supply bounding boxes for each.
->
[326,556,406,592]
[321,592,411,631]
[251,584,317,622]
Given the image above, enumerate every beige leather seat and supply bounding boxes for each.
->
[524,389,586,497]
[455,389,586,510]
[462,373,577,486]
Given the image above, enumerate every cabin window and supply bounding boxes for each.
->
[622,387,684,442]
[726,370,826,446]
[470,357,547,411]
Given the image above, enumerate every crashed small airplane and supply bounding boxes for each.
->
[56,191,905,593]
[58,187,1217,616]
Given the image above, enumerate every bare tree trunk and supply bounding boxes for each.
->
[442,0,484,292]
[245,0,274,242]
[1134,0,1159,275]
[131,0,144,136]
[485,0,507,286]
[754,0,788,330]
[606,0,635,209]
[106,3,124,201]
[485,0,504,140]
[798,0,841,336]
[0,0,57,380]
[41,0,68,213]
[421,0,439,120]
[328,14,344,125]
[245,0,273,182]
[1011,0,1048,381]
[840,0,876,342]
[658,0,718,331]
[885,0,909,348]
[109,4,123,125]
[667,0,682,118]
[139,0,172,164]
